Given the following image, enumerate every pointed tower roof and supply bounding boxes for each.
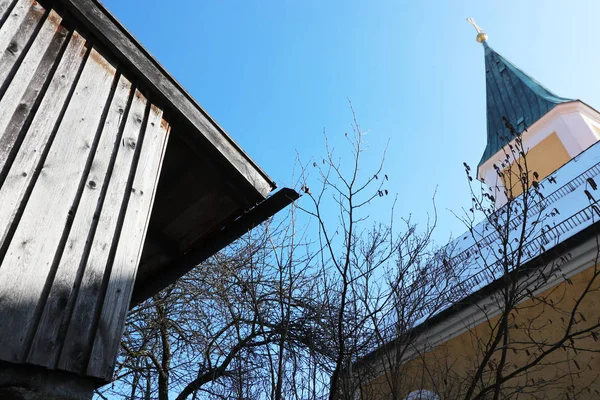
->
[478,40,573,167]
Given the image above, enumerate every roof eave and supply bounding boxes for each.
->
[130,188,300,306]
[52,0,276,198]
[355,219,600,370]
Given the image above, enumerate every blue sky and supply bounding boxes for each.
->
[101,0,600,242]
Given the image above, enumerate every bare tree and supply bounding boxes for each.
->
[95,103,448,399]
[354,120,600,400]
[341,116,600,400]
[96,109,600,400]
[96,209,330,400]
[295,104,464,400]
[445,120,600,400]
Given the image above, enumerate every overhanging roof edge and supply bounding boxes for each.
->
[353,220,600,371]
[53,0,276,197]
[130,188,300,307]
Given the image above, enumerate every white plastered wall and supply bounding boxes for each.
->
[477,101,600,208]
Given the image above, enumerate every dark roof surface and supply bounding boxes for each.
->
[480,41,572,166]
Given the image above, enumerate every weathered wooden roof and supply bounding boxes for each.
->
[54,0,275,197]
[0,0,295,381]
[43,0,298,304]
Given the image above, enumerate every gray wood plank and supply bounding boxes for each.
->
[27,75,133,368]
[0,0,14,23]
[0,47,115,363]
[58,88,148,374]
[87,104,170,379]
[0,10,65,174]
[0,0,45,89]
[0,31,86,254]
[56,0,273,198]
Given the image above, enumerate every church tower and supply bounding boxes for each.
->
[469,20,600,208]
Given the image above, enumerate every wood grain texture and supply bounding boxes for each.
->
[0,0,284,382]
[0,0,45,92]
[55,0,274,198]
[0,10,65,174]
[87,105,170,379]
[28,75,133,368]
[0,0,15,25]
[0,47,115,363]
[0,31,86,254]
[58,88,147,374]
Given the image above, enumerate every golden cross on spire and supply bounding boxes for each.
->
[467,18,488,43]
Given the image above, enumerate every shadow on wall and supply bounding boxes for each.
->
[0,274,136,384]
[0,358,98,400]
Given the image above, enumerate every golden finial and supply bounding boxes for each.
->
[467,17,488,43]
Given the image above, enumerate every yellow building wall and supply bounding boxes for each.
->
[361,265,600,399]
[502,132,570,198]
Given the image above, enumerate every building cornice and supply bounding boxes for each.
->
[359,228,600,379]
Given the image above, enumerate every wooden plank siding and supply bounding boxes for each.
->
[0,0,46,97]
[0,0,46,168]
[28,75,134,369]
[54,0,275,198]
[58,87,148,374]
[88,104,170,377]
[0,0,170,381]
[0,0,16,24]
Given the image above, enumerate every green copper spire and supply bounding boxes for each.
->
[478,42,572,167]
